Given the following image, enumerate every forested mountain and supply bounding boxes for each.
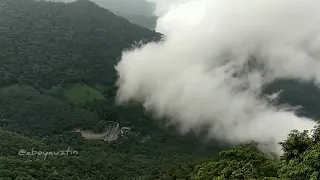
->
[116,12,157,30]
[45,0,157,29]
[0,0,320,179]
[0,0,159,89]
[0,0,220,179]
[91,0,157,30]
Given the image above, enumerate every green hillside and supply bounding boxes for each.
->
[0,0,319,179]
[64,83,105,104]
[118,13,157,30]
[0,0,160,89]
[0,85,100,137]
[79,0,157,29]
[0,0,221,179]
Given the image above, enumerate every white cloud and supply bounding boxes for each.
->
[116,0,320,155]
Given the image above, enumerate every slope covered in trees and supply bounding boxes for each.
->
[45,0,157,29]
[0,0,159,89]
[192,123,320,180]
[96,0,157,30]
[1,0,320,179]
[0,0,222,179]
[0,85,100,136]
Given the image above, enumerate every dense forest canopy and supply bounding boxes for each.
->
[0,0,320,179]
[0,0,160,89]
[0,0,220,179]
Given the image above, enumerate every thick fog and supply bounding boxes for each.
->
[116,0,320,155]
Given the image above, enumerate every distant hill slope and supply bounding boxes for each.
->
[263,79,320,119]
[0,0,160,89]
[90,0,155,16]
[0,1,230,179]
[92,0,157,29]
[117,12,157,30]
[0,85,100,137]
[44,0,157,29]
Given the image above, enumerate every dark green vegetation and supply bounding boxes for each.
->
[1,0,320,179]
[0,0,159,89]
[0,85,100,136]
[193,124,320,180]
[0,0,218,179]
[64,83,105,104]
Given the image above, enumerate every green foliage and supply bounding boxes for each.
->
[0,0,217,176]
[0,85,100,136]
[193,122,320,180]
[0,0,160,89]
[277,122,320,180]
[2,0,320,180]
[0,129,49,157]
[64,83,105,104]
[93,83,108,94]
[194,147,280,180]
[279,129,312,162]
